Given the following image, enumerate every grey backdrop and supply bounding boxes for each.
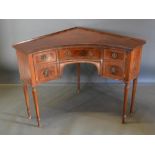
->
[0,19,154,84]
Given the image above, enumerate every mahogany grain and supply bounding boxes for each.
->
[13,27,146,127]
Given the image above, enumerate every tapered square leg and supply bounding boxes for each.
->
[130,78,138,113]
[122,82,130,124]
[32,87,40,127]
[23,83,31,119]
[77,63,80,94]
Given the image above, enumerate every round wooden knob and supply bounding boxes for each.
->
[111,52,118,59]
[43,68,49,77]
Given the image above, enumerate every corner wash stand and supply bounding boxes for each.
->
[13,27,146,127]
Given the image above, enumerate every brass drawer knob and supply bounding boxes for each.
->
[111,66,116,74]
[79,50,87,56]
[111,52,118,59]
[41,54,47,61]
[65,50,72,57]
[43,68,49,77]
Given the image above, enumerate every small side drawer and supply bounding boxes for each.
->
[59,48,101,61]
[35,63,58,82]
[104,48,125,61]
[103,61,125,80]
[33,49,57,64]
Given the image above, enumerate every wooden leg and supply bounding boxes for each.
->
[122,81,130,124]
[77,63,80,94]
[32,87,40,127]
[23,84,31,119]
[130,78,138,113]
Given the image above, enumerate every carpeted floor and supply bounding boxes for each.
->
[0,83,155,134]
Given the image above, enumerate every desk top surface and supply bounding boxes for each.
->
[13,27,146,53]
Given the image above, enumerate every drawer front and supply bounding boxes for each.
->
[33,49,57,64]
[35,64,58,82]
[59,48,101,61]
[103,61,125,80]
[104,48,125,61]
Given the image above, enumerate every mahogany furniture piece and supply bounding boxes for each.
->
[13,27,146,127]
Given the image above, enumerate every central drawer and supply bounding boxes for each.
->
[59,47,101,61]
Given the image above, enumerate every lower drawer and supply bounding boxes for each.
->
[102,61,125,80]
[35,63,58,82]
